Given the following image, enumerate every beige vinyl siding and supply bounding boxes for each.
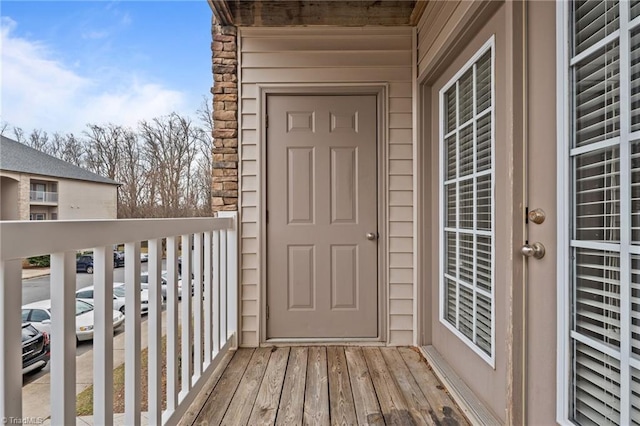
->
[238,27,414,347]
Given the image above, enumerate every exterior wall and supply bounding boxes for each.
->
[238,27,414,347]
[0,176,20,220]
[418,1,515,422]
[0,171,117,220]
[417,1,558,424]
[57,178,117,220]
[212,21,239,213]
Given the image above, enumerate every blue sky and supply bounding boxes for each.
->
[1,1,213,136]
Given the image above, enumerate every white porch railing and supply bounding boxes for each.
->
[0,212,238,425]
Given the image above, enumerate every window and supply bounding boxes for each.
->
[439,37,494,364]
[29,213,46,221]
[76,290,93,299]
[560,1,640,424]
[29,309,49,322]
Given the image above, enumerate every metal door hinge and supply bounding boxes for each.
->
[266,115,269,128]
[266,305,269,320]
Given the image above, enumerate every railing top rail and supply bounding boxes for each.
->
[0,216,234,261]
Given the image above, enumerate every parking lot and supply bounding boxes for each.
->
[21,260,164,385]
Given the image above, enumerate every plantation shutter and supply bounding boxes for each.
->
[441,41,494,362]
[568,1,640,424]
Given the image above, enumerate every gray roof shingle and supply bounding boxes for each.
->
[0,135,119,185]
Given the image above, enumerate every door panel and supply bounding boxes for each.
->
[267,95,378,339]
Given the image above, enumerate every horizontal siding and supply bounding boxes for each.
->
[238,27,414,347]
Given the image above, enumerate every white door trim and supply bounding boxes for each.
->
[555,0,571,423]
[256,84,389,345]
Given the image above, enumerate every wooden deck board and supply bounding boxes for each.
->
[247,347,290,425]
[327,347,358,426]
[194,348,254,426]
[380,347,436,425]
[275,347,308,426]
[363,347,416,426]
[399,347,469,425]
[303,347,330,426]
[344,347,385,426]
[220,347,272,426]
[192,346,468,426]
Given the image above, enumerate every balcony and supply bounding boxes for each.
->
[29,191,58,204]
[1,212,471,425]
[0,213,237,425]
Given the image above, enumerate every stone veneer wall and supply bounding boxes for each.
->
[211,19,238,213]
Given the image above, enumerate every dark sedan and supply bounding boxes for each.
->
[22,323,49,374]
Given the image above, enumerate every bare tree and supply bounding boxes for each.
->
[117,130,149,218]
[84,124,123,180]
[139,113,200,217]
[194,98,214,216]
[59,134,86,166]
[5,97,215,219]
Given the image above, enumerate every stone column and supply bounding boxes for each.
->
[211,19,238,213]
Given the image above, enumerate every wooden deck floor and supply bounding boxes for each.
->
[188,347,468,426]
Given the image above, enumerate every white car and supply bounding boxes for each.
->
[140,253,149,263]
[76,284,149,315]
[21,299,124,342]
[140,271,167,300]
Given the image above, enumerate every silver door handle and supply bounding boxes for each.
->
[366,232,378,241]
[521,242,545,259]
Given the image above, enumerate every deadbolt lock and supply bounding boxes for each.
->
[528,208,546,225]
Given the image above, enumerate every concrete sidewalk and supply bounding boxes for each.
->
[22,267,51,280]
[24,310,167,425]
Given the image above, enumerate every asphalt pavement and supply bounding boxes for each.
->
[21,262,168,422]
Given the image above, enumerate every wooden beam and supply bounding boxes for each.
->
[224,1,416,27]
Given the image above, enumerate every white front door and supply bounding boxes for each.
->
[266,94,378,339]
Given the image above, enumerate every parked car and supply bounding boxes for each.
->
[76,255,94,274]
[76,284,149,315]
[113,251,125,268]
[140,253,149,263]
[21,299,124,342]
[76,251,125,274]
[140,272,167,300]
[22,323,49,374]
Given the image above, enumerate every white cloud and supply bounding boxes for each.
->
[0,16,187,136]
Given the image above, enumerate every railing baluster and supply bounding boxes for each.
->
[124,242,141,426]
[0,259,23,421]
[193,233,203,380]
[48,252,76,425]
[212,231,220,356]
[204,231,212,365]
[180,234,192,398]
[220,230,227,346]
[93,246,114,425]
[220,212,238,347]
[166,236,180,413]
[148,239,163,425]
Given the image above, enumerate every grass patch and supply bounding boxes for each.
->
[76,335,174,415]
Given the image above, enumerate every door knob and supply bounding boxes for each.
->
[521,242,546,259]
[366,232,378,241]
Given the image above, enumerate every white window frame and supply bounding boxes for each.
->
[557,1,638,424]
[438,36,496,367]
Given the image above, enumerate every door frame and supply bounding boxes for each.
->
[256,84,388,344]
